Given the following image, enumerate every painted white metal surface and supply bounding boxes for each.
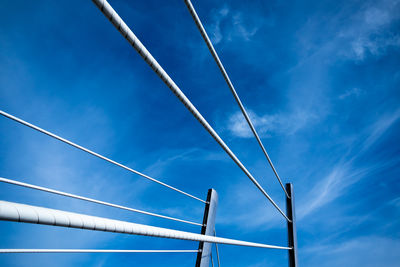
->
[0,200,290,250]
[91,0,289,222]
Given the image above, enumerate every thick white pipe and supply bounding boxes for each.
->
[0,201,290,250]
[91,0,289,222]
[0,177,202,226]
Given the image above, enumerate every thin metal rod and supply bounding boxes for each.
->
[0,177,202,226]
[0,200,291,250]
[215,230,221,267]
[91,0,290,222]
[0,110,206,204]
[0,249,199,253]
[184,0,289,199]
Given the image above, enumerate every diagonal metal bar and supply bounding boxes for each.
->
[91,0,290,222]
[0,200,291,250]
[0,110,206,204]
[0,249,199,253]
[184,0,289,199]
[0,177,202,226]
[215,229,221,267]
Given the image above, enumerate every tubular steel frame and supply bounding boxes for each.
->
[0,0,299,266]
[90,0,290,222]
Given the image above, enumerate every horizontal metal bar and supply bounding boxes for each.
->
[0,110,206,204]
[0,177,202,226]
[0,200,291,250]
[0,249,199,253]
[91,0,289,222]
[184,0,290,199]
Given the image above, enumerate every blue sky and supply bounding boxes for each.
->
[0,0,399,266]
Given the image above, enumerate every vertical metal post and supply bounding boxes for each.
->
[286,183,298,267]
[196,189,218,267]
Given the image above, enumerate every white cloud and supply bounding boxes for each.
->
[338,87,363,99]
[298,162,368,219]
[232,13,259,41]
[227,109,317,138]
[295,0,400,64]
[207,5,262,44]
[208,6,229,44]
[344,0,400,60]
[351,35,400,60]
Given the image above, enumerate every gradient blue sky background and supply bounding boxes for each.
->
[1,0,399,266]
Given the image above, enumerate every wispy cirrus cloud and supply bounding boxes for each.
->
[347,0,400,60]
[303,235,400,267]
[207,5,262,44]
[216,179,285,230]
[297,159,396,220]
[338,87,363,99]
[300,195,400,266]
[226,109,317,138]
[298,109,400,219]
[142,147,228,177]
[295,0,400,65]
[208,5,229,44]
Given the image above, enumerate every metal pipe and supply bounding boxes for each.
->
[0,110,206,204]
[91,0,290,222]
[184,0,289,199]
[0,249,199,253]
[0,177,202,226]
[0,200,291,250]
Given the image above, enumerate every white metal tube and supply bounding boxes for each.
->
[184,0,290,199]
[0,249,199,253]
[0,200,291,250]
[215,230,221,267]
[0,177,202,226]
[91,0,290,222]
[0,110,206,204]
